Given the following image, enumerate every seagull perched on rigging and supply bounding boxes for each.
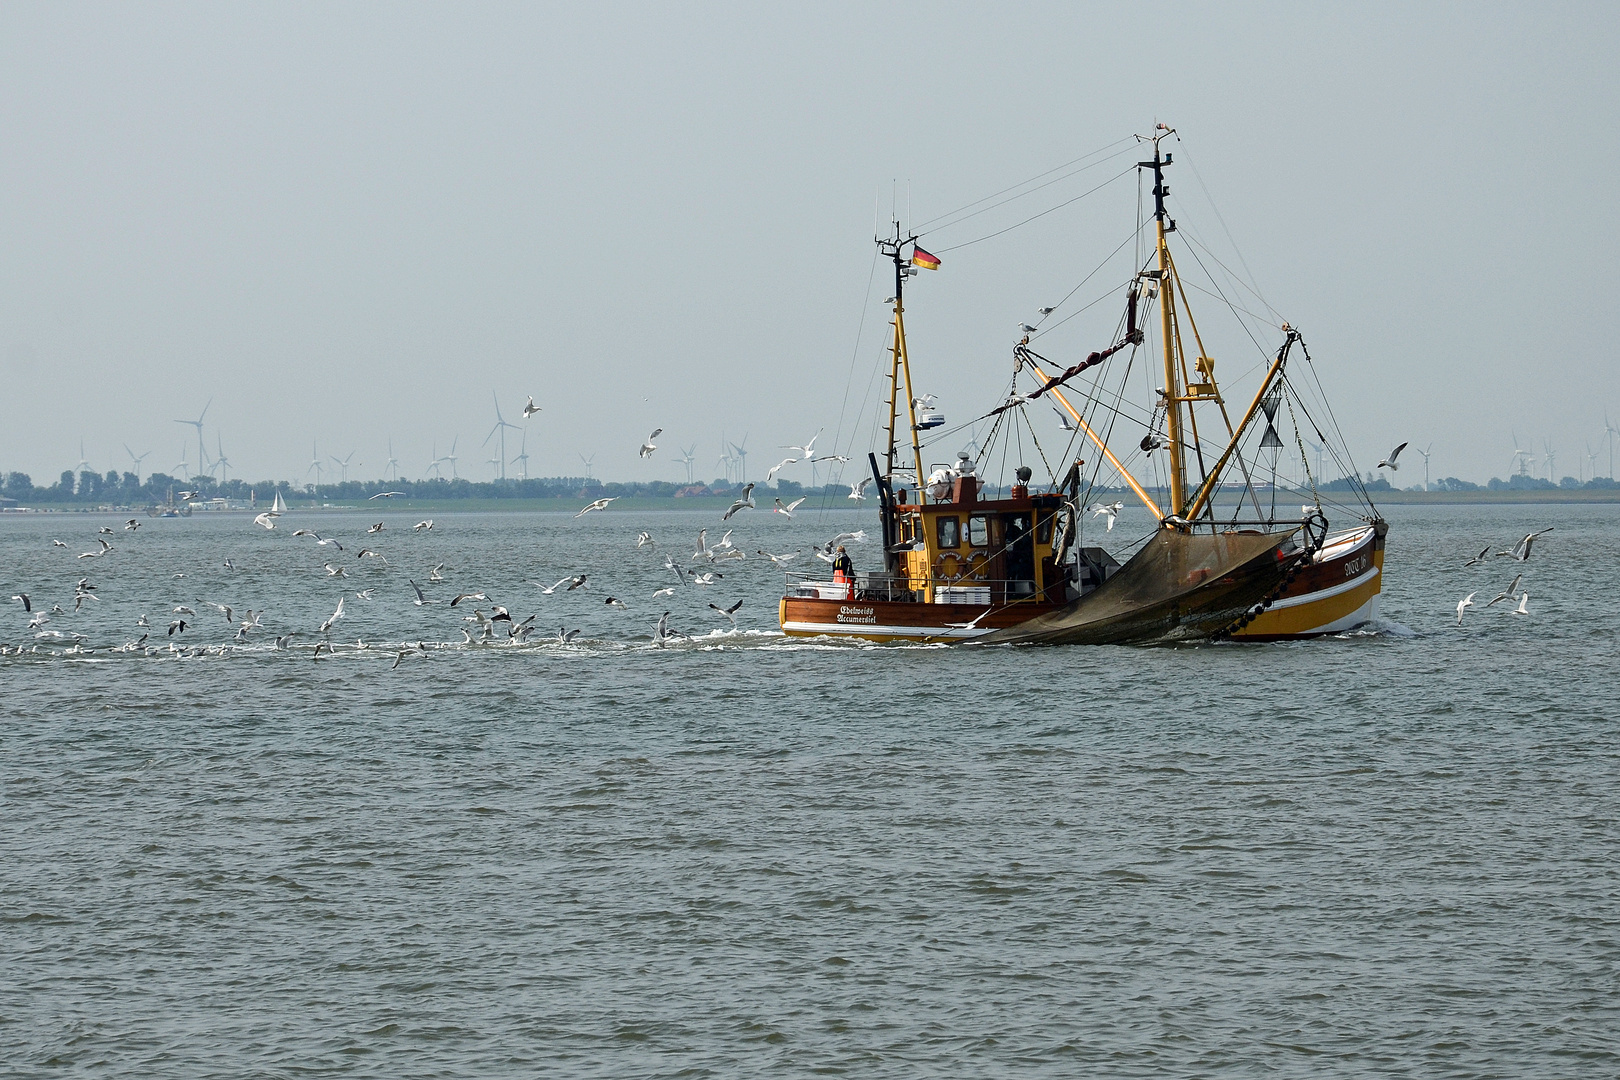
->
[576,497,617,518]
[639,428,662,458]
[1456,592,1475,624]
[522,396,541,418]
[1497,528,1553,562]
[1377,442,1409,471]
[722,483,755,521]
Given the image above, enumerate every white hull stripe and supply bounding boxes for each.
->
[1265,564,1380,611]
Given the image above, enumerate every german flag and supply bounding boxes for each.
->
[911,246,941,271]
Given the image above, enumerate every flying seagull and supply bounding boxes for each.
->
[1463,544,1491,567]
[407,579,437,606]
[1456,592,1475,624]
[1091,501,1124,531]
[1510,592,1530,616]
[1377,442,1409,471]
[413,520,433,531]
[773,496,806,518]
[369,491,406,500]
[1497,528,1553,562]
[708,598,743,627]
[1485,574,1523,608]
[639,428,662,458]
[576,497,617,518]
[722,483,756,521]
[522,396,541,418]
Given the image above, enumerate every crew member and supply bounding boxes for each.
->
[831,545,853,599]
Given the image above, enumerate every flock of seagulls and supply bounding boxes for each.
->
[1455,528,1552,625]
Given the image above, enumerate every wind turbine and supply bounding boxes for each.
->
[124,444,151,485]
[512,431,530,480]
[73,439,91,476]
[1415,443,1433,491]
[1510,433,1533,477]
[173,398,211,477]
[175,444,191,481]
[1587,442,1601,485]
[1543,439,1557,484]
[679,443,698,484]
[307,443,325,488]
[578,453,596,480]
[483,395,520,482]
[330,451,358,483]
[730,433,749,485]
[425,441,445,478]
[385,439,401,482]
[215,434,231,484]
[1606,412,1619,479]
[443,436,460,479]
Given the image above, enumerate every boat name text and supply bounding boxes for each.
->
[837,606,877,624]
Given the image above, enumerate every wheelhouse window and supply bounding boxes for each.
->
[936,516,960,549]
[967,515,989,547]
[1035,513,1054,544]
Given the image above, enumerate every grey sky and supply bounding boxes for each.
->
[3,2,1616,488]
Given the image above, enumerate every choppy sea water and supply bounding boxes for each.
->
[2,501,1617,1077]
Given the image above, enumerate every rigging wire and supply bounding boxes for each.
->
[919,144,1140,239]
[912,136,1135,233]
[820,248,883,515]
[933,165,1137,254]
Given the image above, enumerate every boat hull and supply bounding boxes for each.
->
[779,596,1055,642]
[1229,521,1386,641]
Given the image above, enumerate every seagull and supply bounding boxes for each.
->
[1019,322,1039,334]
[1038,306,1055,315]
[324,562,347,577]
[576,497,617,517]
[564,575,589,592]
[522,396,541,418]
[354,589,374,601]
[11,593,29,612]
[634,531,654,548]
[765,457,798,482]
[782,430,821,458]
[557,627,581,644]
[708,598,743,627]
[427,563,448,582]
[366,522,384,534]
[450,592,486,606]
[407,579,437,606]
[51,539,67,548]
[691,528,713,563]
[124,518,141,531]
[168,619,188,636]
[945,609,992,631]
[489,605,513,624]
[292,529,317,537]
[530,577,575,595]
[713,530,734,550]
[1456,592,1475,624]
[651,586,676,599]
[1052,406,1080,432]
[1510,592,1530,616]
[173,605,196,615]
[757,550,800,567]
[639,428,663,458]
[722,483,755,521]
[1497,528,1553,562]
[653,611,675,645]
[1485,574,1523,608]
[773,497,806,518]
[178,490,199,501]
[848,477,872,501]
[813,454,850,465]
[368,491,406,500]
[391,648,415,669]
[223,559,235,570]
[136,614,150,627]
[318,597,345,634]
[1463,544,1492,567]
[253,512,278,530]
[315,536,344,551]
[1377,442,1408,471]
[691,571,721,587]
[604,597,627,610]
[98,526,114,535]
[413,520,433,531]
[274,633,297,650]
[1091,501,1124,531]
[357,548,388,564]
[312,641,329,660]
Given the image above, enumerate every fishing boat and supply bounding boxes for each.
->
[779,125,1385,644]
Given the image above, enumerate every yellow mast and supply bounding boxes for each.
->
[1145,129,1188,518]
[880,223,927,502]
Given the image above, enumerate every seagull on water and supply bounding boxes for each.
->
[557,627,581,644]
[1377,442,1409,471]
[576,497,617,517]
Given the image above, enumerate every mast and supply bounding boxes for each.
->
[878,222,927,503]
[1141,126,1187,518]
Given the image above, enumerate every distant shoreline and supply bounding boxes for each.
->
[5,489,1620,514]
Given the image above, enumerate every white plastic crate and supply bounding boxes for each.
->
[934,586,990,605]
